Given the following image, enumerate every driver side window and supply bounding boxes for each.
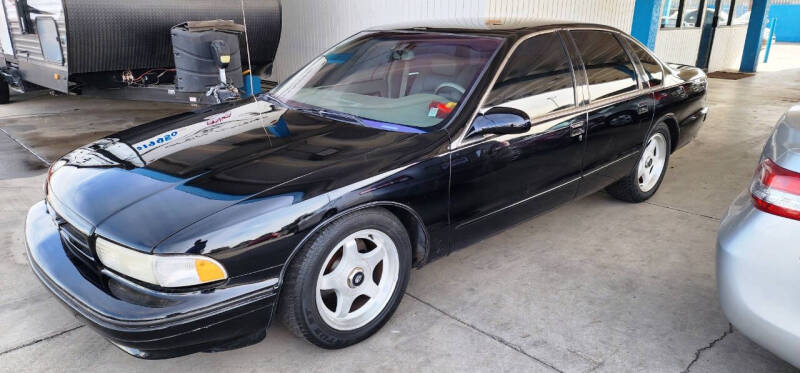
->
[484,33,576,119]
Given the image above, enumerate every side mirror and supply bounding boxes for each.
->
[467,107,531,137]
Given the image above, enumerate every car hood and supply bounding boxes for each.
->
[46,99,440,252]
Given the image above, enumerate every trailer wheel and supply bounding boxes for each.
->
[0,83,9,104]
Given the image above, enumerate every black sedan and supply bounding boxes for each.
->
[26,23,707,359]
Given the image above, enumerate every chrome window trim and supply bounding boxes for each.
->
[615,34,645,90]
[560,29,590,107]
[477,30,582,122]
[569,29,643,101]
[585,89,647,110]
[450,25,681,150]
[617,33,666,89]
[450,29,562,150]
[620,38,652,89]
[452,80,681,151]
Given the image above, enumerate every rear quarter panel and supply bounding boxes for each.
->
[654,65,708,150]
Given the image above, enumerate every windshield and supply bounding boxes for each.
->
[270,31,504,131]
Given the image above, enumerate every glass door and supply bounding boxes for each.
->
[696,0,726,69]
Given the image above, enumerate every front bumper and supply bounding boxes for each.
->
[25,200,279,359]
[717,191,800,368]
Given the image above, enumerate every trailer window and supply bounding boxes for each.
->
[14,0,35,34]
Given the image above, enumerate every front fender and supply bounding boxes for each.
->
[153,157,449,285]
[153,125,452,285]
[153,189,333,285]
[276,200,431,283]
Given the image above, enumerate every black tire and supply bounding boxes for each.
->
[0,83,9,104]
[278,207,411,349]
[606,121,672,203]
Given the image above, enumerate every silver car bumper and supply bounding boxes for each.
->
[717,190,800,368]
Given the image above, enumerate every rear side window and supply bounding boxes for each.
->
[570,31,639,101]
[484,32,575,118]
[626,40,664,87]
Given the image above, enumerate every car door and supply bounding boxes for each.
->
[566,30,653,196]
[449,31,586,247]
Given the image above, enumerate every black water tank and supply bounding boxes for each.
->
[171,26,244,92]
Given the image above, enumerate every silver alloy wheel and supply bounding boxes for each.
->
[315,229,400,331]
[637,132,667,192]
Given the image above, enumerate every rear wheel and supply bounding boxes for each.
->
[279,208,411,348]
[607,122,671,202]
[0,83,9,104]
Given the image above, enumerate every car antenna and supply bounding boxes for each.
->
[240,0,273,147]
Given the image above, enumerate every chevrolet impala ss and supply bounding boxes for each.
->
[26,23,707,358]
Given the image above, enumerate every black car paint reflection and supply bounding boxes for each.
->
[47,99,452,283]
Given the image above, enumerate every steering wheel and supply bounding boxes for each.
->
[434,82,466,102]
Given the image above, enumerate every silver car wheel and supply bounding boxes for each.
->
[637,132,667,192]
[315,229,400,331]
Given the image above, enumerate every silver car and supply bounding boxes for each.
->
[717,105,800,368]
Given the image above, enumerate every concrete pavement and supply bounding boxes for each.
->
[1,46,799,372]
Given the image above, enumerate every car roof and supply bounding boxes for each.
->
[369,20,624,39]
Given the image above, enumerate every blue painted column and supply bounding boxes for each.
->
[631,0,662,50]
[740,0,771,72]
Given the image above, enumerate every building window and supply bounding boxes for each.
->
[662,0,752,28]
[660,0,705,28]
[660,0,682,28]
[731,0,753,25]
[680,0,705,27]
[703,0,734,26]
[717,0,733,26]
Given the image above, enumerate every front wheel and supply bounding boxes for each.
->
[606,122,671,202]
[278,207,411,348]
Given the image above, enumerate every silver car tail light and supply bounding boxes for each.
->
[750,158,800,221]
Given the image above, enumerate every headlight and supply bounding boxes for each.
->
[95,237,227,288]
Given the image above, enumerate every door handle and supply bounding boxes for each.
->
[570,120,585,139]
